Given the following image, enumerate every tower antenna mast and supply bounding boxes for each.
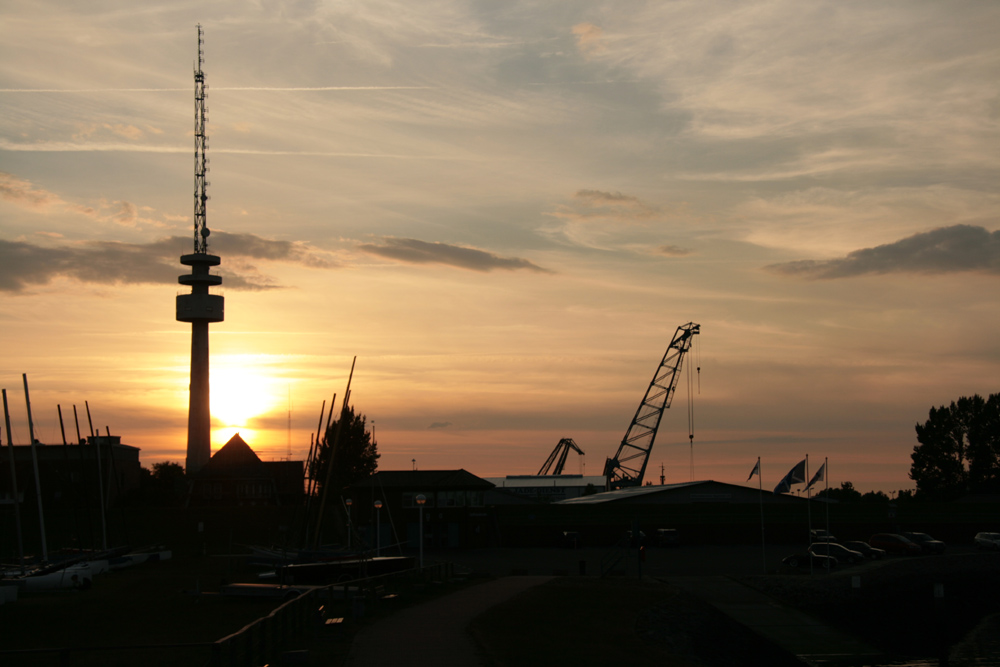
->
[193,24,210,254]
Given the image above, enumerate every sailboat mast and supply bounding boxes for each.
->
[22,374,48,561]
[2,389,27,575]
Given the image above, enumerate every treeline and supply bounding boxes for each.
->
[815,482,914,503]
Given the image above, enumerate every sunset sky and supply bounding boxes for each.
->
[2,1,998,494]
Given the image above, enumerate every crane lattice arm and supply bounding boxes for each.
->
[538,438,585,476]
[603,322,700,489]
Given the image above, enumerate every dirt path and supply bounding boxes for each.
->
[344,576,553,667]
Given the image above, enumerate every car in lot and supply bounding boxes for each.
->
[974,532,1000,550]
[901,531,946,554]
[809,542,865,565]
[842,540,886,560]
[810,529,837,542]
[869,533,923,555]
[655,528,680,547]
[625,530,646,547]
[556,531,583,549]
[782,552,838,571]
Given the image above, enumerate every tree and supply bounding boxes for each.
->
[309,405,379,498]
[816,481,862,502]
[134,461,185,505]
[860,490,890,503]
[910,393,1000,500]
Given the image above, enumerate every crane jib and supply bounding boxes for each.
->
[604,322,700,489]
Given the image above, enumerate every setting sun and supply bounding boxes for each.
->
[210,360,279,429]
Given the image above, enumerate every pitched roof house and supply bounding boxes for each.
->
[186,433,303,506]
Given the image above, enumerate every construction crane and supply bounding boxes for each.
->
[537,438,585,475]
[603,322,700,489]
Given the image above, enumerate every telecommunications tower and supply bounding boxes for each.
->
[177,25,224,475]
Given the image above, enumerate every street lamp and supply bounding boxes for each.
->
[345,498,353,549]
[374,500,383,556]
[416,494,426,569]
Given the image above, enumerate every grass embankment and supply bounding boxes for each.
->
[468,577,802,667]
[741,552,1000,660]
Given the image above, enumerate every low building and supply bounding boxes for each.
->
[555,480,799,506]
[484,474,607,503]
[347,470,496,549]
[186,433,303,507]
[0,435,141,508]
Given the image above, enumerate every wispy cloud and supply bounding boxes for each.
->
[554,189,661,225]
[0,232,334,293]
[0,86,432,93]
[428,421,452,429]
[205,232,331,269]
[358,237,551,273]
[572,23,607,59]
[765,224,1000,279]
[657,245,693,257]
[1,171,154,226]
[0,140,471,160]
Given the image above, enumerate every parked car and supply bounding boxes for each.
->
[869,533,922,555]
[655,528,680,547]
[625,530,646,547]
[810,529,837,542]
[809,542,865,565]
[973,532,1000,550]
[843,540,886,560]
[557,531,582,549]
[901,532,946,554]
[782,552,838,570]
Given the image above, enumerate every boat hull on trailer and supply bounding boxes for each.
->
[108,549,172,571]
[13,560,108,591]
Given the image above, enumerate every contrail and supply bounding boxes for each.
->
[0,86,432,93]
[0,88,188,93]
[0,140,475,160]
[218,86,433,91]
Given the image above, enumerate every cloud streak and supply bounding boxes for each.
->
[358,237,551,273]
[0,232,334,293]
[1,171,147,225]
[766,225,1000,279]
[552,189,661,226]
[0,86,432,93]
[657,245,693,257]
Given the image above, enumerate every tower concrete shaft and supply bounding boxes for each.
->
[178,254,223,474]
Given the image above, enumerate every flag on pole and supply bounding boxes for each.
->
[747,458,760,481]
[805,461,826,491]
[773,459,806,495]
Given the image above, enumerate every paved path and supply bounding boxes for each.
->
[668,576,883,666]
[344,576,553,667]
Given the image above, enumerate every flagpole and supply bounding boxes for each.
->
[757,456,765,574]
[806,454,812,575]
[824,457,830,541]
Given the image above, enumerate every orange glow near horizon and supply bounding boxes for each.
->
[210,358,281,430]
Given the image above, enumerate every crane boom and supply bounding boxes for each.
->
[603,322,700,489]
[538,438,585,475]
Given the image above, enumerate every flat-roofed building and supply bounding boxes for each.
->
[485,475,608,503]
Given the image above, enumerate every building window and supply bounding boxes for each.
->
[402,492,435,508]
[440,491,465,507]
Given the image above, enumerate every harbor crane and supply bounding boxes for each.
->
[603,322,700,489]
[537,438,585,476]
